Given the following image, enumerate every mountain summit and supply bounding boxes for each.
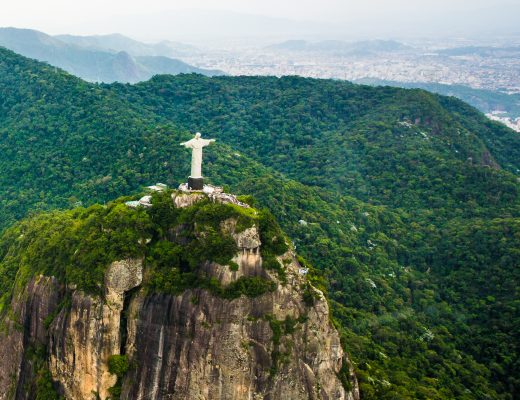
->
[0,189,359,400]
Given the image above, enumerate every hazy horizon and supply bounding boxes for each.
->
[1,0,519,45]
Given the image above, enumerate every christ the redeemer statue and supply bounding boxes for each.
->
[181,132,216,190]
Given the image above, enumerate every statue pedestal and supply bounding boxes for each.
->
[188,177,204,190]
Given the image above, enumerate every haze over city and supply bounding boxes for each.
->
[1,0,520,43]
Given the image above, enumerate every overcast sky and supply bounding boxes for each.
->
[1,0,519,43]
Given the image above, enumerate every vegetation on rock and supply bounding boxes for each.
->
[107,355,130,399]
[25,345,61,400]
[0,191,285,316]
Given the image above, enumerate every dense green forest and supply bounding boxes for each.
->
[0,46,519,399]
[356,78,520,119]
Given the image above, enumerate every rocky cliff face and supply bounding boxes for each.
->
[49,258,143,399]
[121,251,357,400]
[0,275,61,400]
[0,191,359,400]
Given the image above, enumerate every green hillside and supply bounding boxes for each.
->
[356,78,520,119]
[118,74,519,217]
[0,46,519,399]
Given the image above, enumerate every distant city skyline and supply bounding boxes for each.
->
[1,0,519,44]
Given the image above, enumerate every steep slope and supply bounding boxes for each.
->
[0,192,359,400]
[0,28,222,83]
[0,47,519,399]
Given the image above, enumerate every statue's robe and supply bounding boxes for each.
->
[181,137,213,178]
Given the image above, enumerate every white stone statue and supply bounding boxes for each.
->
[180,132,216,179]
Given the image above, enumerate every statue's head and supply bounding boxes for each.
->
[195,132,201,139]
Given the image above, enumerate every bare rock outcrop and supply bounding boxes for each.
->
[172,191,206,208]
[121,251,359,400]
[0,276,61,400]
[49,258,143,400]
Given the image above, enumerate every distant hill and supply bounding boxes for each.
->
[0,27,223,83]
[356,78,520,118]
[55,33,200,58]
[439,45,520,57]
[267,39,411,55]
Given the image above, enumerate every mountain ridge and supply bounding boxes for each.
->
[355,78,520,119]
[0,27,223,83]
[55,32,200,58]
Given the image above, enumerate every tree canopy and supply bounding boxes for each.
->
[0,46,519,399]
